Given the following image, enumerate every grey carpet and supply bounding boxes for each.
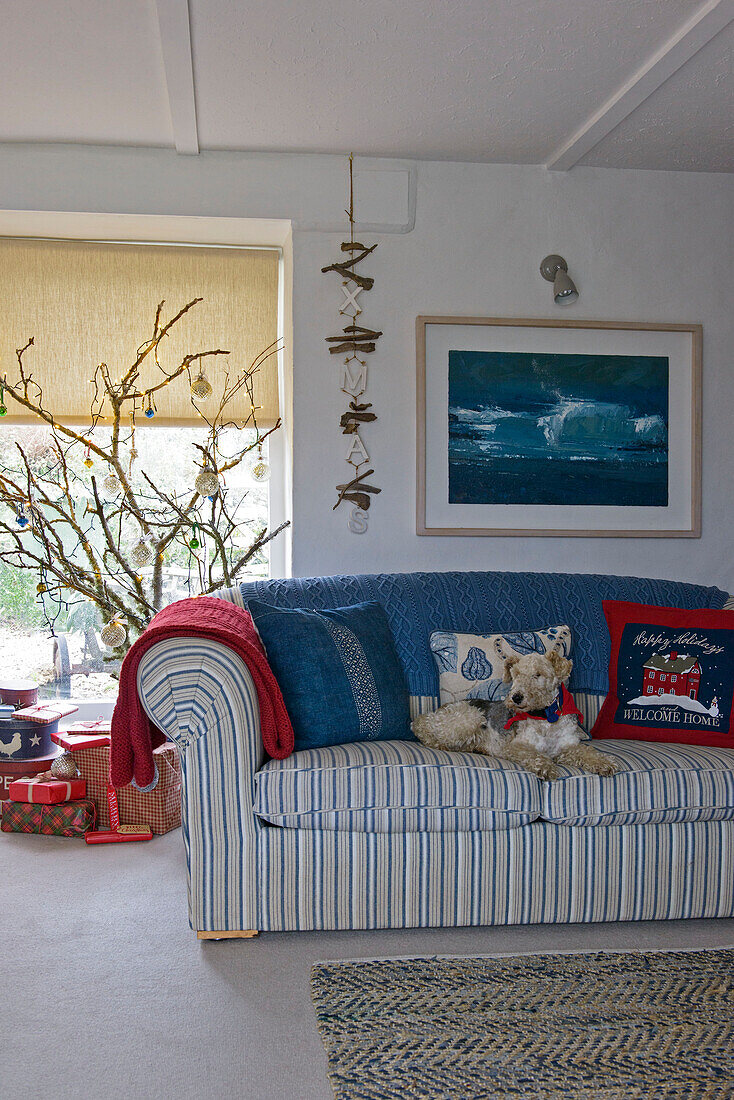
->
[2,829,733,1100]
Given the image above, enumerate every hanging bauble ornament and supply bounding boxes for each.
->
[144,393,156,419]
[130,538,153,568]
[51,752,80,780]
[189,524,201,551]
[101,618,127,649]
[191,372,213,400]
[195,467,220,497]
[0,378,6,417]
[102,472,122,497]
[15,505,29,528]
[249,445,271,483]
[36,581,47,595]
[83,445,94,469]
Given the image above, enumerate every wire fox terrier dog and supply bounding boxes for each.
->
[412,649,618,781]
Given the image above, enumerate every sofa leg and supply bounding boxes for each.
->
[196,930,259,941]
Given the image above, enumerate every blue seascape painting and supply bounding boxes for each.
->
[448,351,669,507]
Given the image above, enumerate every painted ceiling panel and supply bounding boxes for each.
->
[0,0,730,171]
[0,0,171,146]
[189,0,700,161]
[581,23,734,172]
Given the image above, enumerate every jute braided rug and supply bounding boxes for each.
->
[311,949,734,1099]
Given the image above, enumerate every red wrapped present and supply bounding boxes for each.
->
[8,774,86,804]
[0,752,60,806]
[14,701,78,724]
[1,798,96,837]
[51,727,111,751]
[72,741,180,835]
[64,720,111,735]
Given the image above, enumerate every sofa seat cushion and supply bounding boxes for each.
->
[254,740,542,833]
[543,740,734,826]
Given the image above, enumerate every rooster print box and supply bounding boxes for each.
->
[593,603,734,748]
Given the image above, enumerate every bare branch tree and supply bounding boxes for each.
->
[0,299,287,654]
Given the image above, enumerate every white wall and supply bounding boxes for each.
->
[293,162,734,590]
[1,145,732,590]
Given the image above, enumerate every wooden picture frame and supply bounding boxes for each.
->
[416,316,701,538]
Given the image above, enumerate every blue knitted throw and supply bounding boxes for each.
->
[237,571,727,697]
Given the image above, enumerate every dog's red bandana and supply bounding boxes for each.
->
[504,684,584,730]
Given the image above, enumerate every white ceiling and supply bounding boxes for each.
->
[0,0,731,171]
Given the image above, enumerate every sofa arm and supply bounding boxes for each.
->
[137,637,266,933]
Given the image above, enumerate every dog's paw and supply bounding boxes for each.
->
[592,755,619,777]
[535,760,560,781]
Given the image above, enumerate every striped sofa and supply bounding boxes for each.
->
[136,570,734,937]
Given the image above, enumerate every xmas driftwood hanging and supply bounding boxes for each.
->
[322,155,382,534]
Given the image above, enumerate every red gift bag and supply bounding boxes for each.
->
[71,741,180,835]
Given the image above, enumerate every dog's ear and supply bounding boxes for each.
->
[502,654,520,683]
[547,648,572,682]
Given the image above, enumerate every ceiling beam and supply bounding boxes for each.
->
[546,0,734,171]
[154,0,199,155]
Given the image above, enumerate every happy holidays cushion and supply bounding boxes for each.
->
[247,599,412,751]
[429,625,572,705]
[591,601,734,748]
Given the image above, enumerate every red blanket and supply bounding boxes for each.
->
[110,597,294,789]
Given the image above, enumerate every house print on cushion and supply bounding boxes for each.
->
[642,651,701,700]
[608,616,734,740]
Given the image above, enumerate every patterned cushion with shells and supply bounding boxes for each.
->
[430,625,572,705]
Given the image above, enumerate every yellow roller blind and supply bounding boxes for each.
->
[0,238,280,424]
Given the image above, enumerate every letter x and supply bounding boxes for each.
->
[340,283,363,315]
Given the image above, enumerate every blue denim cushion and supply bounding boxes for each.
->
[247,599,412,751]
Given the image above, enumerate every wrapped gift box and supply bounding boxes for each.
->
[51,727,111,752]
[0,717,57,760]
[14,702,78,725]
[1,798,96,837]
[71,742,180,835]
[64,720,111,734]
[0,752,60,806]
[8,774,86,804]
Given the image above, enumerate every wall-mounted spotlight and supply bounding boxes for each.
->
[540,254,579,306]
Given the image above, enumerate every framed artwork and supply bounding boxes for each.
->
[416,317,701,537]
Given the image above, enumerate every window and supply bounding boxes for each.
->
[672,674,677,682]
[0,233,283,703]
[660,673,666,682]
[0,423,270,700]
[646,686,653,694]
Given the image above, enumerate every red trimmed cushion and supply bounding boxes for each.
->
[592,601,734,748]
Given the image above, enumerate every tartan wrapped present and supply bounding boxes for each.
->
[8,774,86,804]
[1,798,96,837]
[72,741,180,835]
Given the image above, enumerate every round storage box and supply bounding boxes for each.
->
[0,717,57,760]
[0,681,39,709]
